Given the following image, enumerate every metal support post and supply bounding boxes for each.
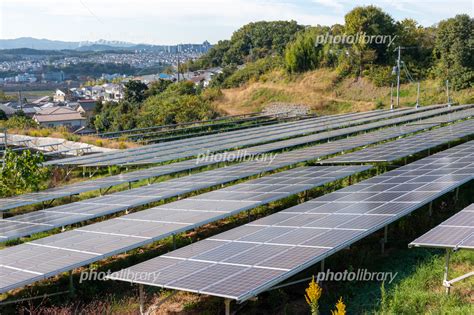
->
[224,298,231,315]
[443,249,451,295]
[454,187,459,202]
[69,270,75,296]
[415,82,420,108]
[396,46,401,108]
[172,234,176,250]
[446,80,451,107]
[139,284,145,314]
[390,83,394,110]
[384,225,388,244]
[321,259,325,273]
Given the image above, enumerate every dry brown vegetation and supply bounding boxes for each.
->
[213,68,474,115]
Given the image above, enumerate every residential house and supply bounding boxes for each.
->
[0,103,17,118]
[53,89,74,102]
[73,99,97,121]
[33,106,86,129]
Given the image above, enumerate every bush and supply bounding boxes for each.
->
[0,115,38,129]
[366,66,395,87]
[0,149,49,197]
[222,56,284,88]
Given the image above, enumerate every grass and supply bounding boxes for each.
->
[214,68,474,115]
[376,249,473,314]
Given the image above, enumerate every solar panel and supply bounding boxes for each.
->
[105,141,474,302]
[0,165,370,293]
[48,104,463,167]
[409,203,474,250]
[320,118,474,163]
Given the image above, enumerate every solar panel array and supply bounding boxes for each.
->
[47,109,393,167]
[1,107,473,212]
[106,141,474,302]
[0,160,366,240]
[49,105,457,167]
[105,105,470,167]
[3,113,466,239]
[0,165,370,293]
[409,203,474,250]
[320,118,474,164]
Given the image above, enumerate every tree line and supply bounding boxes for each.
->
[187,6,472,90]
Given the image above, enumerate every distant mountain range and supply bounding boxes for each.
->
[0,37,212,52]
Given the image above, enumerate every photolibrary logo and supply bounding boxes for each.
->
[315,32,397,47]
[196,149,278,165]
[315,269,398,284]
[79,270,161,284]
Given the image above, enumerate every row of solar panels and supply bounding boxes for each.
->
[1,140,471,297]
[410,203,473,250]
[46,109,386,166]
[82,105,468,167]
[48,105,453,167]
[1,112,473,240]
[1,105,471,212]
[106,142,474,302]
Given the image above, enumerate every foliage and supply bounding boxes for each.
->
[0,115,38,129]
[285,28,323,73]
[124,80,148,104]
[145,79,173,98]
[0,150,49,197]
[191,21,303,68]
[139,84,219,126]
[365,65,394,87]
[331,297,346,315]
[433,14,473,90]
[0,109,7,120]
[305,276,322,315]
[344,5,397,70]
[221,56,284,88]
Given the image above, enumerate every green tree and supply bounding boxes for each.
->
[124,80,148,103]
[145,79,173,97]
[344,6,396,75]
[433,14,473,90]
[0,109,7,120]
[0,150,49,197]
[285,28,322,73]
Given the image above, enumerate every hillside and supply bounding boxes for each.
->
[213,68,474,115]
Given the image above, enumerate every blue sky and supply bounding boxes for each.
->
[1,0,472,44]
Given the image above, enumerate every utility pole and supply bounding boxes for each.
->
[176,45,180,83]
[396,46,401,108]
[446,80,451,107]
[415,82,420,108]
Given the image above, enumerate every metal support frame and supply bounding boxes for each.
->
[139,284,145,315]
[69,270,75,296]
[454,187,459,202]
[442,249,474,295]
[381,225,388,254]
[172,234,176,250]
[415,82,420,108]
[428,202,433,217]
[224,298,231,315]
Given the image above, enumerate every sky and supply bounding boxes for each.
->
[0,0,472,45]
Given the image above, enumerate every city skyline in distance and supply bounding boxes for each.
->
[1,0,472,45]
